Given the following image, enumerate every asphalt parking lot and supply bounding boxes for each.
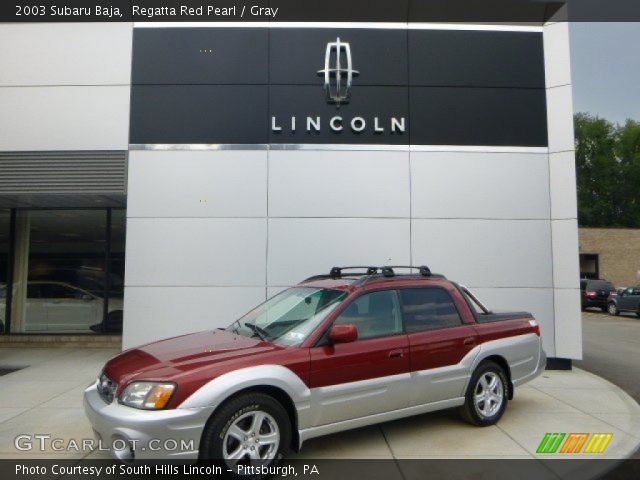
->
[576,309,640,459]
[577,310,640,403]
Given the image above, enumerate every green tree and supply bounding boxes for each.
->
[615,119,640,227]
[574,114,640,227]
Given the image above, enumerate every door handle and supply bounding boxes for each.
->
[463,338,475,347]
[388,349,404,359]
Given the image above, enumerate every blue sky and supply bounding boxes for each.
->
[570,23,640,123]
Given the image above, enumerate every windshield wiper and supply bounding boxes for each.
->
[244,322,269,342]
[228,322,240,335]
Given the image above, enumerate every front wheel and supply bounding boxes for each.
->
[608,303,619,316]
[200,393,291,477]
[460,361,508,426]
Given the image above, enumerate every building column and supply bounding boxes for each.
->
[544,20,582,362]
[10,211,30,333]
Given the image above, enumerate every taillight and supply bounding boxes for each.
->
[528,319,541,336]
[585,291,597,297]
[610,291,618,297]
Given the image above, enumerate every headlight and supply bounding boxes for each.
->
[119,382,176,410]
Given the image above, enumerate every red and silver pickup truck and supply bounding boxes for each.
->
[84,266,545,469]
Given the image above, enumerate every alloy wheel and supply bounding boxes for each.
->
[222,410,280,468]
[473,372,504,418]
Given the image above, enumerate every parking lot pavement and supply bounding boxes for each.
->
[576,309,640,460]
[1,345,639,462]
[577,310,640,403]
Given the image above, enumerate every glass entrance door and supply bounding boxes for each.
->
[7,209,125,334]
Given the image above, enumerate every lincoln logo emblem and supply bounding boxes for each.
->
[318,37,359,106]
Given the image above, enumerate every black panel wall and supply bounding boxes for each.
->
[408,30,545,88]
[410,88,548,146]
[132,28,269,84]
[130,85,268,144]
[130,27,548,146]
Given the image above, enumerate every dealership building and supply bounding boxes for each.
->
[0,16,581,363]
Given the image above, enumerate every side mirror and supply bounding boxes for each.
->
[329,324,358,344]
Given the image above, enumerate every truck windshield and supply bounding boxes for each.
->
[227,287,348,346]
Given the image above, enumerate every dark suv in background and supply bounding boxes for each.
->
[608,286,640,317]
[580,279,617,312]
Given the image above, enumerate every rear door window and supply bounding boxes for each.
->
[400,288,463,333]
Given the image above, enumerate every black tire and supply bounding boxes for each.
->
[460,361,509,426]
[608,303,619,316]
[200,393,291,479]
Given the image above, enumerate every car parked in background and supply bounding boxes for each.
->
[85,265,545,472]
[0,281,123,333]
[608,285,640,317]
[580,279,617,312]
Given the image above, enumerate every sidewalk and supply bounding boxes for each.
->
[0,347,639,461]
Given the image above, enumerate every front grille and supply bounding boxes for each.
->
[97,372,117,404]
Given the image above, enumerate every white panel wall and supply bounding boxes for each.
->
[544,21,582,360]
[127,151,268,218]
[269,151,410,218]
[125,218,267,287]
[410,151,550,219]
[0,23,133,86]
[549,151,579,220]
[124,150,269,347]
[124,147,558,353]
[123,287,265,346]
[411,219,552,288]
[268,218,411,286]
[0,23,132,151]
[0,86,130,151]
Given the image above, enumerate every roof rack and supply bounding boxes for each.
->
[302,265,445,284]
[379,265,433,277]
[329,266,379,279]
[327,265,438,279]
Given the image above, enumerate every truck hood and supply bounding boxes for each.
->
[104,329,282,387]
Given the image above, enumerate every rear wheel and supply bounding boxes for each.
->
[608,303,619,316]
[461,361,508,426]
[200,393,291,478]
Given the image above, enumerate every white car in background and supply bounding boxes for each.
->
[0,281,123,333]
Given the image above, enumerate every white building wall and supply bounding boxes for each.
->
[124,147,559,351]
[0,23,132,151]
[544,21,582,360]
[113,23,580,358]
